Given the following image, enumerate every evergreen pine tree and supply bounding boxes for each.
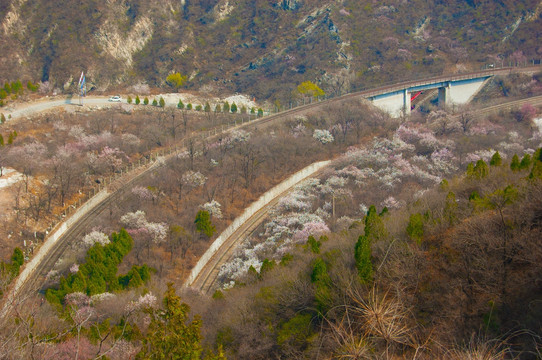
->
[510,154,520,171]
[490,151,502,166]
[354,235,373,283]
[195,210,215,238]
[520,154,532,170]
[136,283,203,359]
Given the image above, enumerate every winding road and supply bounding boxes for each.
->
[1,66,541,319]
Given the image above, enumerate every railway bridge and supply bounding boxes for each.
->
[365,73,492,117]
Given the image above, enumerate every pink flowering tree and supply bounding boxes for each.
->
[121,210,167,256]
[514,103,537,122]
[97,146,126,173]
[293,221,330,242]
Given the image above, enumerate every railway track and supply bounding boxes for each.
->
[188,94,542,295]
[2,66,541,318]
[189,161,330,295]
[469,95,542,116]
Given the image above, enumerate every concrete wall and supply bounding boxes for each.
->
[448,77,488,105]
[1,189,108,317]
[185,160,331,288]
[371,76,489,117]
[370,90,406,118]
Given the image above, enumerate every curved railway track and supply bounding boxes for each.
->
[1,66,541,318]
[189,162,330,295]
[188,94,542,296]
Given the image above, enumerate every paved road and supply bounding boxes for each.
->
[3,96,124,120]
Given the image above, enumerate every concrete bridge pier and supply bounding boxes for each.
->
[369,75,491,117]
[403,88,411,116]
[438,82,450,108]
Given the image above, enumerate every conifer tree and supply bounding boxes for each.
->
[195,210,215,238]
[354,235,373,283]
[510,154,520,171]
[311,258,332,313]
[490,151,502,166]
[519,154,531,170]
[136,283,203,359]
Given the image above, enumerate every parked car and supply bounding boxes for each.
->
[109,95,122,102]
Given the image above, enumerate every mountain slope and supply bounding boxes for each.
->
[0,0,540,100]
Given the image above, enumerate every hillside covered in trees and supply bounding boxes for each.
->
[0,1,541,358]
[0,0,541,101]
[192,153,542,359]
[0,68,540,358]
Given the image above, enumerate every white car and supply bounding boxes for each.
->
[109,95,122,102]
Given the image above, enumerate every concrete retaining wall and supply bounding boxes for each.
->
[1,190,108,314]
[185,160,331,287]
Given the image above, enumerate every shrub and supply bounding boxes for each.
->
[406,213,424,244]
[165,72,187,89]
